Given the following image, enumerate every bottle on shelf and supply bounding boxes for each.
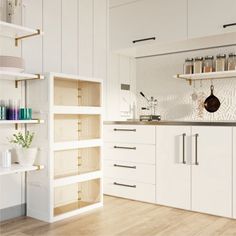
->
[228,53,236,71]
[215,54,226,72]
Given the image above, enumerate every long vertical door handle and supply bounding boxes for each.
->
[195,134,199,165]
[182,133,186,164]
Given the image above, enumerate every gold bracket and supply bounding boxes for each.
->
[15,29,41,47]
[15,74,42,88]
[188,79,192,86]
[15,123,18,130]
[34,165,44,170]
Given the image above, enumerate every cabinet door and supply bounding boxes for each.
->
[156,126,191,210]
[191,126,232,218]
[110,0,187,50]
[188,0,236,38]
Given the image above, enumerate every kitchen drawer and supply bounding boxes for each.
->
[104,125,155,144]
[104,177,155,203]
[104,142,155,165]
[104,160,155,184]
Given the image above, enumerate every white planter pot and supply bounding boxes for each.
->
[16,147,38,167]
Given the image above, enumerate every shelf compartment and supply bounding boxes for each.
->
[54,77,101,107]
[53,139,102,151]
[174,70,236,84]
[54,179,101,216]
[0,21,42,46]
[54,114,101,142]
[54,147,101,179]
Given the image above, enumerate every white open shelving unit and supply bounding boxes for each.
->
[174,70,236,85]
[27,72,103,222]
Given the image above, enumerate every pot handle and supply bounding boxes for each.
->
[210,85,214,95]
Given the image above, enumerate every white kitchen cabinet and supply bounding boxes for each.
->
[191,126,232,218]
[156,126,191,210]
[188,0,236,39]
[61,0,78,74]
[43,0,62,73]
[110,0,187,50]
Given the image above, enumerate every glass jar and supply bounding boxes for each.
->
[203,56,214,73]
[228,53,236,71]
[194,57,203,74]
[183,58,193,74]
[215,54,226,72]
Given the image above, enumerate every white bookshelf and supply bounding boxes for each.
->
[27,72,103,222]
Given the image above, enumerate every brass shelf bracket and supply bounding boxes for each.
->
[15,74,42,88]
[15,29,41,47]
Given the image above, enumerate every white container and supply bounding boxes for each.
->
[1,150,11,168]
[16,147,37,166]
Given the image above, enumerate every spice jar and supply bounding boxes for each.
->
[183,58,193,74]
[203,56,214,73]
[215,54,226,72]
[194,57,203,74]
[228,53,236,71]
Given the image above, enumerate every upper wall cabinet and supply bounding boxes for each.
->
[188,0,236,39]
[110,0,187,50]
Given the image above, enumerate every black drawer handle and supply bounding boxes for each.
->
[132,37,156,44]
[113,182,136,188]
[114,146,136,150]
[113,128,136,132]
[114,164,136,169]
[223,23,236,28]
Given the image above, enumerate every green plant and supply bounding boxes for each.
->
[9,131,35,149]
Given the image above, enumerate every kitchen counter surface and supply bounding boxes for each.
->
[104,120,236,126]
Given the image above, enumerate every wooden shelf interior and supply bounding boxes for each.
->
[54,77,101,107]
[54,179,101,216]
[54,147,101,179]
[54,114,101,142]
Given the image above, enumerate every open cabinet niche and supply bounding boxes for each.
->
[54,77,101,107]
[54,179,101,216]
[54,147,101,179]
[54,114,101,142]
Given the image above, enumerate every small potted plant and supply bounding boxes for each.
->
[9,131,37,166]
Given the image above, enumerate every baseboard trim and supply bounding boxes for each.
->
[0,204,25,222]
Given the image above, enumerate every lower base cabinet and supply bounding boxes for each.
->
[104,124,235,219]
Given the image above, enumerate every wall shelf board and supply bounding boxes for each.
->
[54,171,102,187]
[0,164,44,176]
[52,202,102,222]
[0,21,43,46]
[53,139,102,151]
[174,70,236,83]
[0,71,44,81]
[0,119,44,125]
[53,106,102,115]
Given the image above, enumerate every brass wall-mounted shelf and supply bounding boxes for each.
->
[174,70,236,85]
[0,21,42,47]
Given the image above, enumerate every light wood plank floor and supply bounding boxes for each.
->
[1,196,236,236]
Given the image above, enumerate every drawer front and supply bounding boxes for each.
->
[104,160,155,184]
[104,125,155,144]
[104,177,155,203]
[104,142,155,165]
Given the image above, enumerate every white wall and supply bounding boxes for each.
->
[136,46,236,121]
[0,0,108,216]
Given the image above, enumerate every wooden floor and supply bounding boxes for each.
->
[1,196,236,236]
